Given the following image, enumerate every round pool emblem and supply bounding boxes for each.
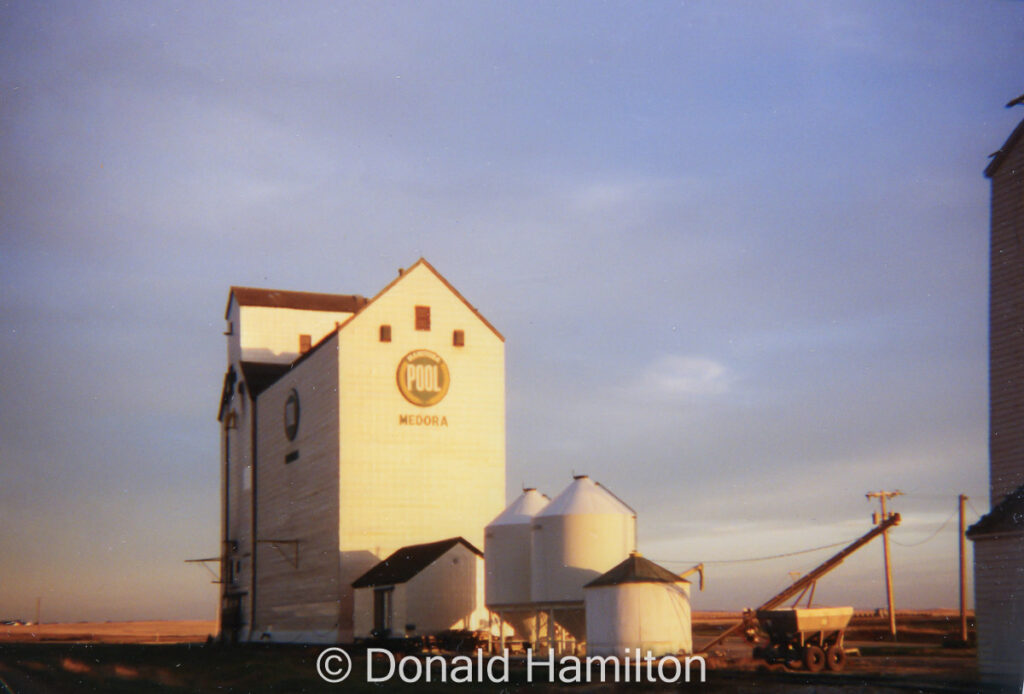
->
[397,350,450,407]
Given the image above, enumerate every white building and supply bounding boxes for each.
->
[351,537,488,640]
[216,259,506,643]
[967,103,1024,686]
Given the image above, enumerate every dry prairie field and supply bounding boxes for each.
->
[0,620,216,644]
[0,613,1001,694]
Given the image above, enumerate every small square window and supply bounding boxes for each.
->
[380,325,392,342]
[299,334,312,353]
[453,330,465,347]
[415,306,431,331]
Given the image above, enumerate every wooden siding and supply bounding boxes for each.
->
[336,262,506,639]
[221,262,505,643]
[990,135,1024,504]
[972,534,1024,684]
[252,337,342,637]
[403,547,488,634]
[352,545,487,638]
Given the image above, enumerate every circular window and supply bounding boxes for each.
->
[283,389,300,441]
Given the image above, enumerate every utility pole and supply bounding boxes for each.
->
[35,597,40,626]
[867,490,902,639]
[959,494,968,643]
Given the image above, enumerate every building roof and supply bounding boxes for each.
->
[486,488,550,527]
[335,258,504,342]
[584,553,689,588]
[967,484,1024,538]
[216,367,238,422]
[225,286,368,319]
[351,537,483,588]
[219,258,505,412]
[239,361,292,398]
[985,103,1024,178]
[537,475,636,518]
[217,362,294,420]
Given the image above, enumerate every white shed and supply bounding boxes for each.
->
[351,537,488,640]
[584,552,692,656]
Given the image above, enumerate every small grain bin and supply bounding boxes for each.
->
[485,488,550,643]
[530,475,636,605]
[485,488,550,606]
[584,552,692,656]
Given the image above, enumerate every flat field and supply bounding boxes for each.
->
[0,612,1005,693]
[0,620,216,644]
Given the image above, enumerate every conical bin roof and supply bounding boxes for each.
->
[486,488,550,527]
[537,475,635,518]
[584,552,689,588]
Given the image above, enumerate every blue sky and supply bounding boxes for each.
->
[1,1,1022,621]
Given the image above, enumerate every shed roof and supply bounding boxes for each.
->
[584,553,689,588]
[225,286,368,319]
[351,537,482,588]
[967,484,1024,538]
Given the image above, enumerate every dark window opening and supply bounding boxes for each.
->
[285,450,299,464]
[284,389,300,441]
[374,587,394,636]
[299,334,312,353]
[453,330,465,347]
[415,306,431,331]
[380,324,392,342]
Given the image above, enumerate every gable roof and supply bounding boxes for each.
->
[239,361,292,398]
[217,367,237,422]
[225,286,368,319]
[351,537,482,588]
[219,259,504,403]
[584,553,689,588]
[336,258,504,342]
[217,362,294,421]
[985,108,1024,178]
[967,483,1024,538]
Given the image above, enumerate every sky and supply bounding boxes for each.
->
[1,1,1022,622]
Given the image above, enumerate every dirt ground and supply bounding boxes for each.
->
[0,613,1014,693]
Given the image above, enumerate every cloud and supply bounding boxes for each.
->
[636,354,733,398]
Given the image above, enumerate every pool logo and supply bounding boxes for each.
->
[397,350,450,407]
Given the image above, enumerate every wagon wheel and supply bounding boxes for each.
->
[803,645,825,673]
[825,645,846,672]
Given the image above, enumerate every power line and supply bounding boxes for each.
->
[891,509,958,547]
[967,500,986,518]
[652,536,860,566]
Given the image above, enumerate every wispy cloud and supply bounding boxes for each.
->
[636,354,733,398]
